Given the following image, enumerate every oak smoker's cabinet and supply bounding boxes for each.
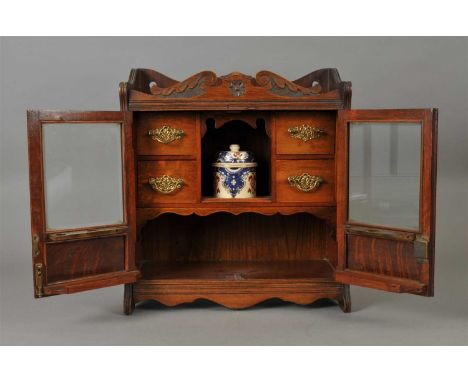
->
[27,68,438,314]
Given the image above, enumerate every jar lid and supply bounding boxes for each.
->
[212,144,257,168]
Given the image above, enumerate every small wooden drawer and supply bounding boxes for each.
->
[136,112,197,156]
[275,111,335,155]
[138,160,198,205]
[276,159,334,203]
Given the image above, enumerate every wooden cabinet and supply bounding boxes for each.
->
[26,68,438,314]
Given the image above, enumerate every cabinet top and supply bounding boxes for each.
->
[120,68,351,111]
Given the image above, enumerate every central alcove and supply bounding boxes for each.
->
[201,114,271,199]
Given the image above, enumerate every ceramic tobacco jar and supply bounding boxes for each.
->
[212,144,257,198]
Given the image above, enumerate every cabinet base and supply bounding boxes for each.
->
[123,261,351,315]
[123,281,351,315]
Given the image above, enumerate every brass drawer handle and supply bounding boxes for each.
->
[288,173,323,192]
[288,124,325,141]
[148,125,185,144]
[149,175,184,194]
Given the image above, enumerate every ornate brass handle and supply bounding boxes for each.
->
[148,125,185,144]
[288,124,325,141]
[288,173,323,192]
[149,175,184,194]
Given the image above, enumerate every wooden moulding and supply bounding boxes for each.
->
[133,284,347,311]
[335,270,426,294]
[44,270,140,295]
[122,68,351,111]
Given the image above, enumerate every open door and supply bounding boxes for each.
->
[335,109,437,296]
[27,111,139,297]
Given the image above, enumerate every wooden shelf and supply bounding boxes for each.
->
[140,260,334,281]
[201,197,272,203]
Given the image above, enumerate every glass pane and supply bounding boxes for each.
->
[43,123,124,229]
[348,122,421,229]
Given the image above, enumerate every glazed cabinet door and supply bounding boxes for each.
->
[27,111,139,297]
[336,109,437,296]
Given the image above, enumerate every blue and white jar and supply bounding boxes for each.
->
[213,144,257,198]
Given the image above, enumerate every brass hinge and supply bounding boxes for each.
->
[32,234,40,258]
[34,263,44,297]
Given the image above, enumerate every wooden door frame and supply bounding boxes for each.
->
[27,110,139,297]
[335,109,437,295]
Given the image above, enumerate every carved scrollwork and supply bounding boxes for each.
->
[256,70,321,97]
[149,71,221,98]
[288,124,325,141]
[142,70,325,100]
[141,294,338,310]
[148,125,185,144]
[149,175,184,194]
[288,173,323,193]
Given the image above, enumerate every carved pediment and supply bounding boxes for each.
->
[130,69,336,99]
[123,68,349,110]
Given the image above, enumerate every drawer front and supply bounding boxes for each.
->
[276,160,334,203]
[136,112,197,156]
[138,160,197,205]
[276,111,335,155]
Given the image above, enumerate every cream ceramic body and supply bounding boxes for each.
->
[213,144,257,198]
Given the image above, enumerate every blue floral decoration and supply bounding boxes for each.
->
[217,168,252,197]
